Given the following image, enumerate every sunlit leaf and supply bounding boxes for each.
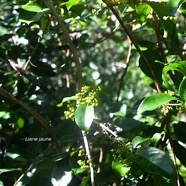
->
[130,146,177,179]
[57,96,76,107]
[21,1,42,12]
[112,161,130,176]
[66,0,81,10]
[0,168,21,173]
[17,117,24,129]
[75,105,94,131]
[0,111,10,119]
[135,3,151,23]
[138,93,176,114]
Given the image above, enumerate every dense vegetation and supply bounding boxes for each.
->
[0,0,186,185]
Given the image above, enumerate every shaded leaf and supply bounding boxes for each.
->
[149,2,179,50]
[19,8,49,24]
[172,140,186,167]
[130,146,177,179]
[138,93,176,115]
[139,50,164,84]
[120,118,143,132]
[151,175,175,186]
[178,78,186,102]
[151,133,162,147]
[168,0,181,15]
[174,122,186,143]
[30,61,56,77]
[40,15,50,33]
[75,105,94,131]
[162,61,186,90]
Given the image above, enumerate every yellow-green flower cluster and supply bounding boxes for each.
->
[78,149,85,157]
[77,159,89,169]
[64,86,101,120]
[76,86,101,107]
[64,102,76,120]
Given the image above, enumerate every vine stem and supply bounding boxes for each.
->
[117,36,132,101]
[43,0,83,91]
[164,113,180,186]
[107,5,161,93]
[81,130,95,186]
[0,87,61,152]
[152,11,168,65]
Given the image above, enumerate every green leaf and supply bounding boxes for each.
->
[120,118,143,132]
[149,2,179,49]
[75,105,94,131]
[130,146,177,179]
[19,8,50,24]
[30,61,56,77]
[139,50,164,83]
[135,3,151,23]
[0,168,21,173]
[0,111,10,119]
[168,0,181,15]
[151,133,162,147]
[40,16,50,33]
[21,1,42,12]
[162,61,186,90]
[112,161,130,176]
[179,78,186,102]
[132,136,151,149]
[17,117,24,129]
[138,93,176,115]
[66,0,81,10]
[57,96,76,107]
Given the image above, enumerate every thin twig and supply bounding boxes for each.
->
[117,36,132,101]
[43,0,83,91]
[164,113,180,186]
[152,11,168,65]
[14,152,65,186]
[81,130,95,186]
[9,59,58,101]
[97,148,103,173]
[107,5,161,93]
[102,0,168,6]
[99,123,118,138]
